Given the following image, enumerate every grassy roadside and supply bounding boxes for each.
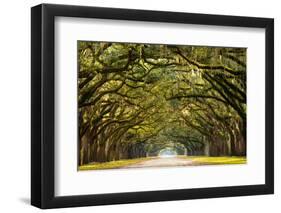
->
[79,157,154,171]
[178,156,247,165]
[79,156,247,171]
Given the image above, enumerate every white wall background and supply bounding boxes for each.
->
[0,0,279,212]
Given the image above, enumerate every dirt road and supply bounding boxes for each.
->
[123,156,194,168]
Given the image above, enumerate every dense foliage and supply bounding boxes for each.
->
[78,41,246,165]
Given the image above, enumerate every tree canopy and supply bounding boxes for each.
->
[78,41,246,165]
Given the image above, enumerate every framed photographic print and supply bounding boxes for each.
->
[31,3,274,209]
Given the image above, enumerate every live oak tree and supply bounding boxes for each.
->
[78,41,246,165]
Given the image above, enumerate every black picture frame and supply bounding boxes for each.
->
[31,3,274,209]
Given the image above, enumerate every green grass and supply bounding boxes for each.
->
[79,157,153,171]
[79,156,246,171]
[179,156,246,165]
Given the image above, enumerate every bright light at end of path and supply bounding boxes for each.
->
[158,149,177,158]
[159,154,177,158]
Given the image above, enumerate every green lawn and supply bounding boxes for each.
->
[79,156,246,171]
[179,156,247,165]
[79,157,153,171]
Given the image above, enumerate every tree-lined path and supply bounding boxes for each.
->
[78,41,247,170]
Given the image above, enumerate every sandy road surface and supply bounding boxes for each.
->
[123,156,194,168]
